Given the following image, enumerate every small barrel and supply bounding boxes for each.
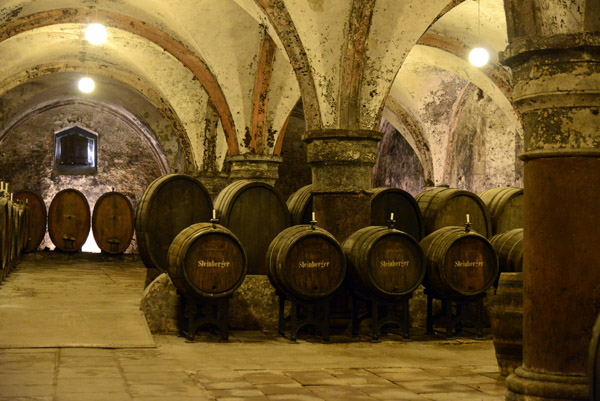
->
[168,223,247,300]
[136,174,213,272]
[479,187,523,234]
[370,187,424,240]
[490,228,523,275]
[287,184,313,225]
[342,226,425,298]
[93,192,135,254]
[416,187,492,238]
[420,226,498,299]
[48,189,90,252]
[13,190,46,252]
[0,197,9,269]
[215,180,291,275]
[267,225,346,300]
[490,272,523,376]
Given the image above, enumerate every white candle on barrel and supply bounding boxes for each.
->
[466,214,470,223]
[390,212,394,220]
[212,209,216,219]
[312,212,316,221]
[0,182,3,191]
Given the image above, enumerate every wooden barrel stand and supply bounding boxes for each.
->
[277,290,332,343]
[425,288,485,339]
[179,292,230,341]
[350,291,411,342]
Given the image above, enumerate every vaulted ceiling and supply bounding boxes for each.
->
[0,0,516,174]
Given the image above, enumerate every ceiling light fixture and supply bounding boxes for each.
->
[85,23,107,45]
[469,0,489,67]
[78,77,95,93]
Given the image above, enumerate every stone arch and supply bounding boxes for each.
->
[0,8,241,156]
[0,97,170,175]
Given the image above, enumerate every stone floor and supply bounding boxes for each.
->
[0,256,507,401]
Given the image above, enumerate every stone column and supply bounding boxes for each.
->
[304,129,382,242]
[228,154,282,186]
[502,34,600,401]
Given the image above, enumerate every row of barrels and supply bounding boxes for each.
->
[0,188,30,280]
[288,184,523,240]
[2,189,135,255]
[166,215,503,313]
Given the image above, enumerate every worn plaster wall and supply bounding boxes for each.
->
[0,102,164,252]
[372,120,426,196]
[447,87,524,193]
[275,103,311,201]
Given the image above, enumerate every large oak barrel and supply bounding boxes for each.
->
[287,184,313,225]
[490,228,523,275]
[0,198,9,269]
[590,308,600,400]
[416,187,492,238]
[420,226,498,299]
[479,187,523,235]
[490,272,523,376]
[215,180,291,275]
[92,192,135,254]
[13,190,46,252]
[136,174,213,272]
[342,226,425,298]
[168,223,247,300]
[48,189,90,252]
[370,187,423,240]
[267,225,346,300]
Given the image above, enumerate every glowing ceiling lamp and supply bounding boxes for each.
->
[85,23,107,45]
[78,77,95,93]
[469,0,489,68]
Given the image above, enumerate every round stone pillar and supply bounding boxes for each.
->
[503,34,600,401]
[304,129,382,241]
[228,154,282,186]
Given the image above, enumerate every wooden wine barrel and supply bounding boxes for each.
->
[267,225,346,300]
[136,174,213,272]
[215,180,291,275]
[14,203,28,258]
[168,222,247,299]
[416,187,492,238]
[14,190,47,252]
[420,226,498,299]
[92,192,135,254]
[490,228,523,275]
[479,187,523,235]
[370,187,424,240]
[342,226,425,298]
[0,197,8,269]
[490,272,523,376]
[590,308,600,400]
[287,184,313,225]
[48,189,90,252]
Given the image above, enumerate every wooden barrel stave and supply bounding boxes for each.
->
[13,190,46,252]
[479,187,523,234]
[267,225,346,300]
[490,272,523,376]
[168,222,247,300]
[342,226,425,298]
[136,174,213,272]
[0,198,8,269]
[286,184,313,225]
[416,187,492,238]
[370,187,424,240]
[48,189,91,252]
[215,180,291,275]
[420,226,498,299]
[92,192,135,254]
[490,228,523,275]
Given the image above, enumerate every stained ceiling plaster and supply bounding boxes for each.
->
[0,0,520,174]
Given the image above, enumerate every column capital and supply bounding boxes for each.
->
[228,154,282,186]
